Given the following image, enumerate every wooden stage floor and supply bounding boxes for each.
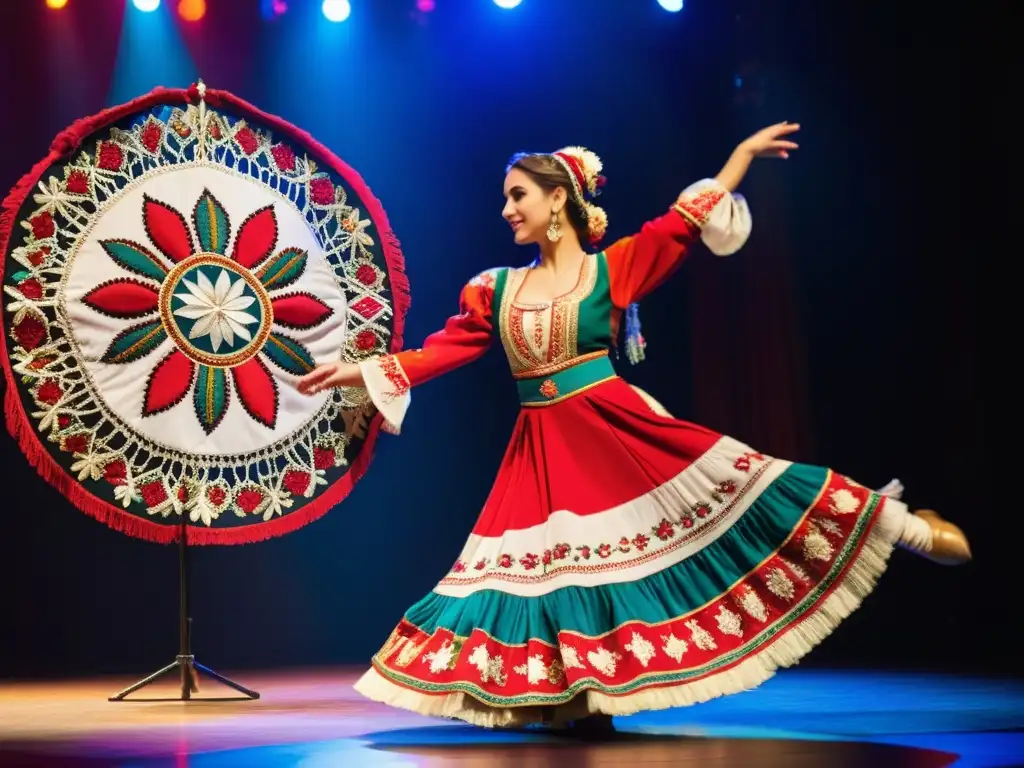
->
[1,667,1021,767]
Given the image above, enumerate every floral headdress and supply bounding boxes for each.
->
[549,146,608,244]
[549,146,646,364]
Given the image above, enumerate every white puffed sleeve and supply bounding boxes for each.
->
[673,178,752,257]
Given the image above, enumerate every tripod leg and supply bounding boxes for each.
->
[108,660,181,701]
[179,655,200,700]
[108,518,258,702]
[193,661,261,699]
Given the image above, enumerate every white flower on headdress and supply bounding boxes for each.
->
[585,203,608,243]
[555,146,605,197]
[557,146,603,180]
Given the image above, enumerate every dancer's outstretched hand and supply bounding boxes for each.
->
[739,121,801,159]
[296,361,363,395]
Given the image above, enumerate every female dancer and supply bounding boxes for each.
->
[297,122,971,729]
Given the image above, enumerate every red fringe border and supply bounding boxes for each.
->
[0,85,409,546]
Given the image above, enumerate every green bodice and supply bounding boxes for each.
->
[491,253,618,404]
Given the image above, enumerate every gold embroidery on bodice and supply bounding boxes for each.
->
[498,254,598,377]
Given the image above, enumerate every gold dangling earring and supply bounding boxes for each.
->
[546,211,562,242]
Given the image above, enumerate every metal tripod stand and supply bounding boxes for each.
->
[108,512,259,702]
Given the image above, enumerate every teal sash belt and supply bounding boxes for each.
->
[517,354,617,406]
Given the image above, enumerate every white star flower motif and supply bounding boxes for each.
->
[70,449,107,482]
[173,269,258,353]
[33,176,79,220]
[338,207,375,254]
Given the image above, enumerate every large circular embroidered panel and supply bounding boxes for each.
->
[0,84,408,544]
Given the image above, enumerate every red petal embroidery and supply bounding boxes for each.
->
[231,356,278,429]
[143,194,194,263]
[354,330,377,350]
[36,379,62,405]
[231,206,278,269]
[97,142,124,171]
[18,278,43,300]
[83,279,160,318]
[13,314,47,351]
[235,127,259,155]
[236,488,264,514]
[144,350,195,416]
[140,481,168,506]
[282,470,310,495]
[63,433,89,454]
[104,460,127,486]
[141,123,163,154]
[27,246,50,266]
[271,144,296,171]
[355,264,379,286]
[309,178,334,206]
[66,169,89,195]
[271,292,333,329]
[313,447,335,469]
[31,212,54,240]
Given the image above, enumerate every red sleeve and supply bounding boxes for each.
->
[606,182,734,308]
[605,208,701,308]
[356,270,497,432]
[391,270,496,388]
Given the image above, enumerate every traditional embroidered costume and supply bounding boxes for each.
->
[351,149,968,728]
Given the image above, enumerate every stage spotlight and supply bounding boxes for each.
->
[657,0,683,10]
[46,0,69,9]
[493,0,522,8]
[262,0,287,18]
[132,0,161,11]
[322,0,350,22]
[416,0,435,11]
[178,0,205,21]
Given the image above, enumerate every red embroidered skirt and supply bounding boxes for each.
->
[354,377,904,727]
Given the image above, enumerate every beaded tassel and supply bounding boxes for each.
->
[624,302,646,364]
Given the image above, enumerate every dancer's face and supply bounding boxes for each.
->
[501,168,565,246]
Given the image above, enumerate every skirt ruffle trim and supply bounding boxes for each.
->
[352,500,901,728]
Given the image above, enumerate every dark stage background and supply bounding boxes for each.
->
[0,0,1001,682]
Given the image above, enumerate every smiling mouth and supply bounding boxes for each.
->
[509,221,523,231]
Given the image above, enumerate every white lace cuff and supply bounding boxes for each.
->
[358,355,411,435]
